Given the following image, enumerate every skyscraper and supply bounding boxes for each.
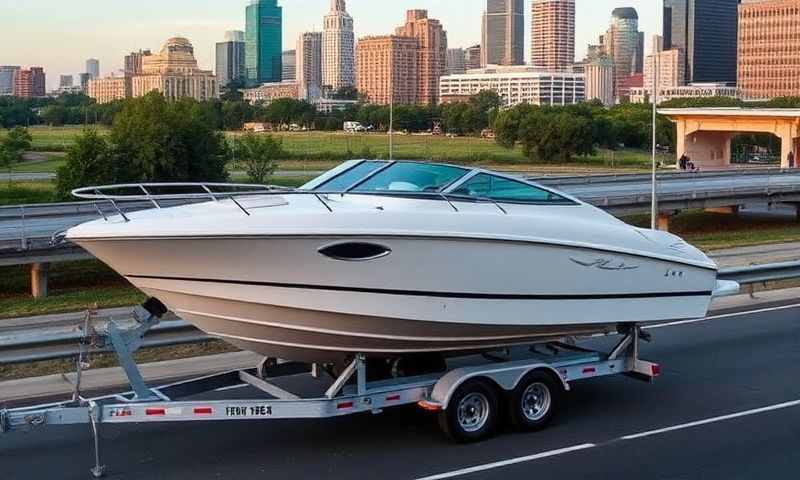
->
[323,0,355,90]
[297,32,323,99]
[481,0,524,66]
[603,8,642,99]
[584,56,614,106]
[79,73,92,91]
[86,58,100,79]
[125,50,152,77]
[738,0,800,99]
[531,0,575,70]
[13,67,46,98]
[446,48,467,75]
[465,45,482,70]
[59,75,74,88]
[216,31,246,87]
[246,0,283,85]
[357,10,447,106]
[664,0,738,84]
[356,36,419,105]
[0,66,19,96]
[395,10,447,105]
[282,50,296,81]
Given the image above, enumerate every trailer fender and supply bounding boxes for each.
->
[428,361,570,410]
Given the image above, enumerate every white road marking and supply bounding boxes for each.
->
[214,384,248,392]
[414,444,596,480]
[621,399,800,440]
[416,398,800,480]
[648,302,800,330]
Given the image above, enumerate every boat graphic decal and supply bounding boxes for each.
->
[127,275,713,300]
[570,258,639,271]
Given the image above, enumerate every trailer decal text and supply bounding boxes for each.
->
[226,405,273,417]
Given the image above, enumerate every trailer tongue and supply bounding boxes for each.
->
[0,304,659,478]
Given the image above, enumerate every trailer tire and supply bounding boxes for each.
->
[438,379,499,443]
[507,371,560,432]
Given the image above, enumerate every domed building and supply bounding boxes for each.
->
[131,37,218,101]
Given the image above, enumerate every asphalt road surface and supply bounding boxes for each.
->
[2,303,799,480]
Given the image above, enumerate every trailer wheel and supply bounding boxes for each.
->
[438,379,499,443]
[507,371,560,432]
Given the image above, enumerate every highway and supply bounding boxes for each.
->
[2,303,799,479]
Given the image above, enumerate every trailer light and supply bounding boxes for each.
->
[337,402,354,410]
[385,394,401,402]
[651,364,661,376]
[417,400,442,412]
[193,407,213,415]
[145,408,166,416]
[582,367,596,375]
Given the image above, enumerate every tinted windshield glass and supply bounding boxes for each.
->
[450,174,571,204]
[352,163,468,193]
[316,161,390,191]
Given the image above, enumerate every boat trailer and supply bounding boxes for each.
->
[0,305,659,478]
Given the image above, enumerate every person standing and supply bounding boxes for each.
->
[788,150,796,169]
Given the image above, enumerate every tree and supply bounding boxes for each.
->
[41,105,68,126]
[110,92,229,182]
[237,133,283,184]
[55,129,112,199]
[0,126,32,166]
[492,104,535,148]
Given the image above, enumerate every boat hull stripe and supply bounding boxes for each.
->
[127,275,713,300]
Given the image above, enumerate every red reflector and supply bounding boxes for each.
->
[386,394,401,402]
[582,367,596,374]
[194,407,213,415]
[145,408,166,416]
[337,401,354,410]
[651,364,661,376]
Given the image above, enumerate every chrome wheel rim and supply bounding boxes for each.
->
[457,392,490,433]
[521,383,551,422]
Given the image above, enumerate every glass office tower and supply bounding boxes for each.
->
[663,0,738,84]
[245,0,282,85]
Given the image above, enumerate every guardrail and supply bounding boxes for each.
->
[718,260,800,285]
[0,319,207,365]
[1,261,798,365]
[529,167,800,186]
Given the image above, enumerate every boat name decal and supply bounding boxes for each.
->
[570,258,639,271]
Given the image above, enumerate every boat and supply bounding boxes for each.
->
[66,160,737,365]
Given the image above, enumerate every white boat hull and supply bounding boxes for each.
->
[74,235,717,363]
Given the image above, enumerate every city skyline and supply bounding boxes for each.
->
[1,0,660,90]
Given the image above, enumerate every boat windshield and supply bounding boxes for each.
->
[309,160,574,205]
[317,162,469,193]
[449,173,572,204]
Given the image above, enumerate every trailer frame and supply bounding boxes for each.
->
[0,306,659,478]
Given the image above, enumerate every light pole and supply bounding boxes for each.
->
[389,89,394,161]
[650,54,659,230]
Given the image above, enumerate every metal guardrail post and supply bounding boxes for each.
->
[20,205,27,250]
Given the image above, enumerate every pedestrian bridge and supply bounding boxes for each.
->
[659,108,800,170]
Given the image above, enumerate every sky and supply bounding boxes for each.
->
[1,0,661,90]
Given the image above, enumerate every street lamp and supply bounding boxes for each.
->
[650,54,659,230]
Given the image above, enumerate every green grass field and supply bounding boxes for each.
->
[626,210,800,250]
[3,126,656,169]
[10,156,66,173]
[1,125,106,152]
[0,181,57,204]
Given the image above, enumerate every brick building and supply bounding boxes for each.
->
[738,0,800,99]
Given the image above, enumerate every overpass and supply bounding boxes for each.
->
[4,168,800,296]
[660,108,800,170]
